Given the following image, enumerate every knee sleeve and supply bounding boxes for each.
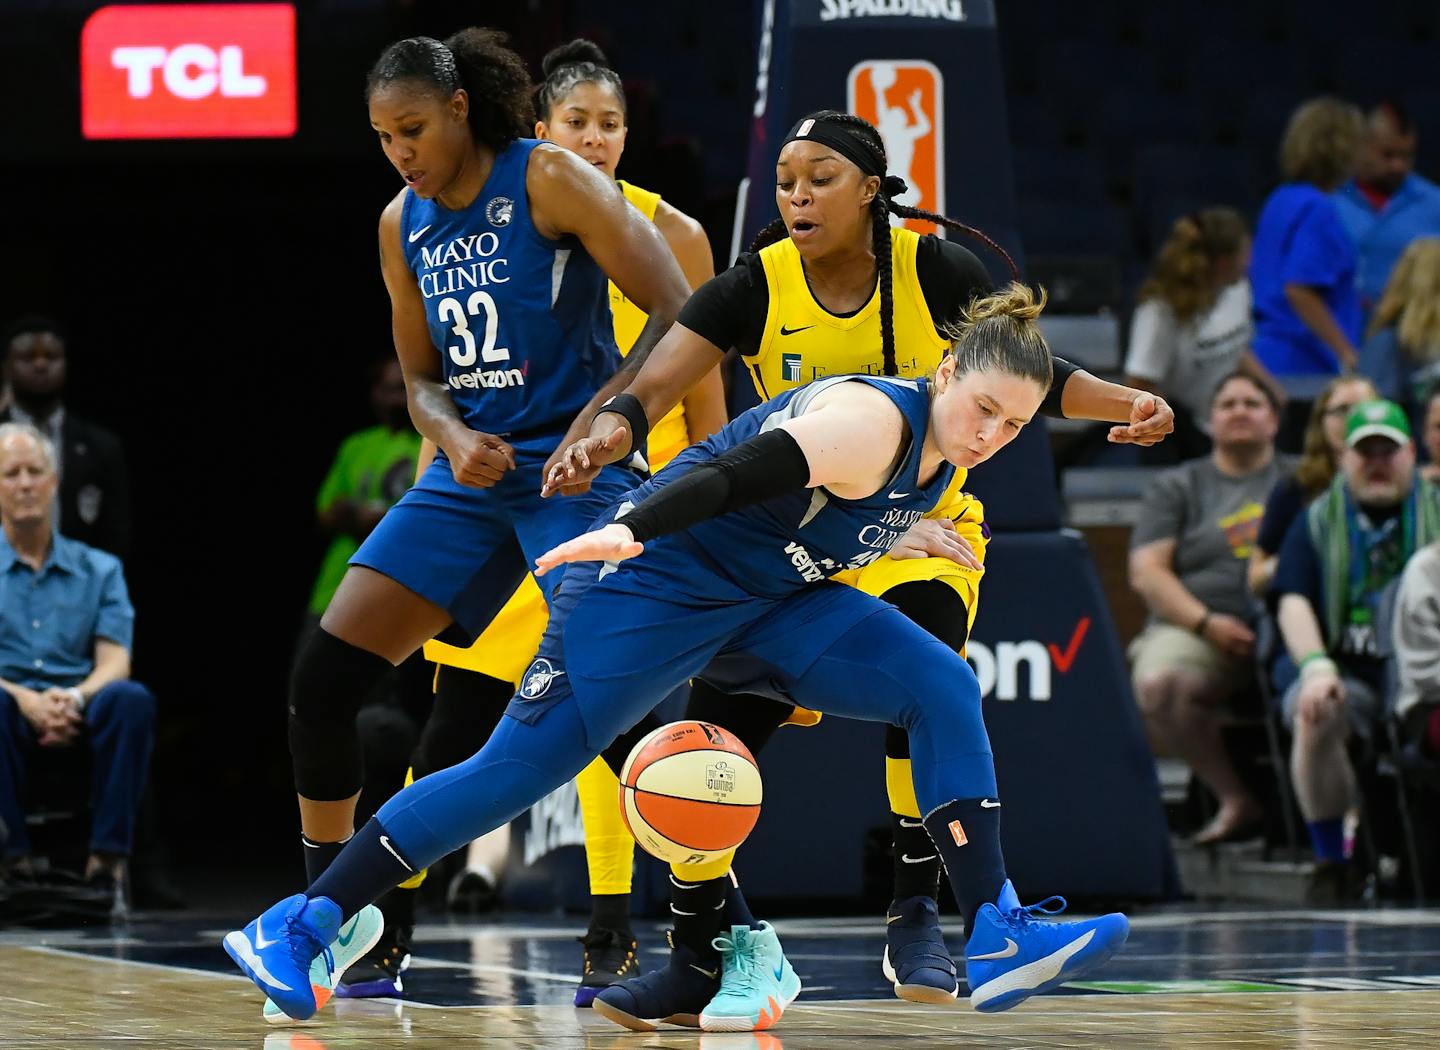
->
[411,665,512,779]
[885,580,970,653]
[685,678,792,758]
[289,628,393,800]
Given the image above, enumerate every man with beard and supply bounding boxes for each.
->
[1273,399,1440,901]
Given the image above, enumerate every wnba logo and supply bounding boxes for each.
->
[846,60,944,236]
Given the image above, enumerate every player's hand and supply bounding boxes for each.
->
[1200,613,1255,660]
[541,423,628,498]
[887,517,982,570]
[1108,392,1175,446]
[535,523,643,576]
[445,430,516,489]
[1296,671,1345,726]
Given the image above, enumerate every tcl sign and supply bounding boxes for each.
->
[81,4,296,140]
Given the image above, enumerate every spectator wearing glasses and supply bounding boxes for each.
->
[1250,375,1379,595]
[1271,399,1440,901]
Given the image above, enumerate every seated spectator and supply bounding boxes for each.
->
[1393,541,1440,761]
[1271,399,1440,901]
[1125,208,1277,442]
[0,424,153,908]
[304,358,420,636]
[1359,237,1440,423]
[1251,98,1366,376]
[1423,388,1440,485]
[1334,102,1440,322]
[1129,373,1294,844]
[1250,375,1378,594]
[0,318,131,559]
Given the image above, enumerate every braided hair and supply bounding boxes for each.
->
[366,28,532,154]
[750,111,1017,377]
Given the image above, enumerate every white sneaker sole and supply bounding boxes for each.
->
[699,973,802,1032]
[261,906,385,1025]
[968,928,1095,1011]
[882,944,959,1004]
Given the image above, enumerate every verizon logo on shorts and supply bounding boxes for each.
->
[81,4,297,140]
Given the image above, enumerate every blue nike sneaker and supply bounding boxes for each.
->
[224,894,343,1021]
[964,880,1128,1013]
[881,896,959,1004]
[700,922,802,1032]
[592,937,720,1032]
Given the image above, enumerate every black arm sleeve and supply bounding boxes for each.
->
[675,254,770,356]
[616,428,812,543]
[1042,356,1084,418]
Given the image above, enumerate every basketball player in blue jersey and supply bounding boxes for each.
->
[226,283,1130,1030]
[266,28,693,1017]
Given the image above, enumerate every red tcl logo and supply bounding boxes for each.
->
[81,4,296,140]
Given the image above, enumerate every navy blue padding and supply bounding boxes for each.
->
[968,530,1180,899]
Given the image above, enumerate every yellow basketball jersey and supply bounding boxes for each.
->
[748,226,964,491]
[612,180,688,470]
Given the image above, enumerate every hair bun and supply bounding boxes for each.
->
[881,174,909,199]
[541,39,610,77]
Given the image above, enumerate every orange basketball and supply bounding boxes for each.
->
[618,720,763,865]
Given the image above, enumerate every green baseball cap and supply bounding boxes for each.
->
[1345,399,1411,447]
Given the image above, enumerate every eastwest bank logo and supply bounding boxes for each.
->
[967,616,1091,701]
[81,4,297,140]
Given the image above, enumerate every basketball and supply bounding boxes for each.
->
[618,720,763,865]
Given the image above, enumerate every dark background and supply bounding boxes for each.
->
[4,0,758,866]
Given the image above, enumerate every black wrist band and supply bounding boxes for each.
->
[600,393,649,460]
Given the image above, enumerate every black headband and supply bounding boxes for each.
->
[780,116,910,201]
[782,115,883,178]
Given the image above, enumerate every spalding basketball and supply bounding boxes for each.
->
[619,720,762,865]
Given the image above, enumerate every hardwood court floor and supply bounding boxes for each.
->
[4,907,1440,1048]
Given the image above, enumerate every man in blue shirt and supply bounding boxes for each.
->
[1271,400,1440,902]
[1334,102,1440,321]
[0,422,153,905]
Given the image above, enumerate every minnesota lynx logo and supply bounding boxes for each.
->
[486,196,513,227]
[520,658,564,699]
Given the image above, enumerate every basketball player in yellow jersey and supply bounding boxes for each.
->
[333,39,727,1007]
[548,109,1175,1028]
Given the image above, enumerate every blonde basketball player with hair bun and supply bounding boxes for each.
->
[548,109,1173,1028]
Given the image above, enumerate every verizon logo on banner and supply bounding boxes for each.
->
[81,4,297,140]
[847,60,944,236]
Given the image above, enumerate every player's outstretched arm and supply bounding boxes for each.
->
[535,382,908,574]
[1057,369,1176,446]
[528,148,695,490]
